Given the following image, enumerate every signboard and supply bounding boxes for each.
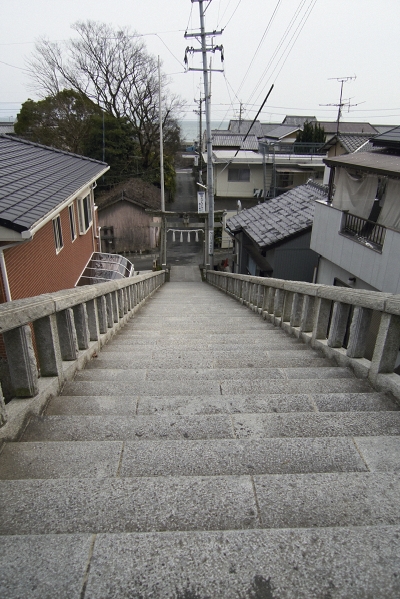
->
[208,230,214,255]
[197,191,206,213]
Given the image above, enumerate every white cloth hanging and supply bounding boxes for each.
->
[195,231,199,242]
[377,179,400,231]
[332,169,378,220]
[172,230,176,242]
[180,232,183,242]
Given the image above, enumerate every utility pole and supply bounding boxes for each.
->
[193,95,204,184]
[185,0,224,269]
[158,56,167,269]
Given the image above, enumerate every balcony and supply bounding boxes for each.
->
[340,212,386,252]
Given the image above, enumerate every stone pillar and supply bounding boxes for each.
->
[282,291,294,322]
[370,312,400,376]
[290,293,304,327]
[86,299,100,341]
[300,295,315,333]
[112,291,119,323]
[311,297,331,344]
[266,288,275,314]
[346,306,373,358]
[105,293,114,328]
[57,308,79,360]
[3,325,39,397]
[117,289,125,318]
[73,303,90,350]
[122,288,129,314]
[96,296,108,334]
[327,301,351,348]
[33,314,63,377]
[0,383,7,426]
[274,289,285,318]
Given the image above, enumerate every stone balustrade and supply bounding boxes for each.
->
[206,271,400,400]
[0,271,165,440]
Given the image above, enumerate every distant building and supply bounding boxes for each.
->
[226,181,328,280]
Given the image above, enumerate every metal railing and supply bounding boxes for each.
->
[206,271,400,400]
[341,212,386,250]
[0,271,166,440]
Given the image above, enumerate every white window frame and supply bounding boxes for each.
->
[52,215,63,253]
[77,193,93,235]
[68,203,77,242]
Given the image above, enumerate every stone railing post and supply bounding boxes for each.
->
[56,308,79,360]
[370,312,400,377]
[73,303,90,350]
[300,295,315,333]
[346,306,373,358]
[273,288,285,318]
[3,325,39,397]
[311,297,331,345]
[327,301,351,348]
[96,296,108,334]
[117,289,125,318]
[86,299,100,342]
[105,293,114,328]
[290,293,304,327]
[33,314,63,377]
[112,291,119,323]
[282,291,294,322]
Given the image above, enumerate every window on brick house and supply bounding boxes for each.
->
[77,194,93,234]
[53,215,63,253]
[228,168,250,182]
[68,203,77,241]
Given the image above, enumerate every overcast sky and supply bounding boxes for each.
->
[1,0,400,126]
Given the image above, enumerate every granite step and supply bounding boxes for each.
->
[2,472,400,536]
[60,376,374,397]
[46,392,398,416]
[2,526,399,599]
[21,412,400,442]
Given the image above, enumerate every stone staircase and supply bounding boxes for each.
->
[1,272,400,598]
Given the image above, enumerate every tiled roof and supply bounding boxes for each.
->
[371,125,400,150]
[323,134,374,154]
[226,181,328,249]
[211,131,259,151]
[0,135,108,232]
[228,120,265,137]
[282,116,317,126]
[260,124,299,140]
[319,121,378,135]
[96,178,161,212]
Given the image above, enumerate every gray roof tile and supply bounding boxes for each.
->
[0,135,108,231]
[226,182,328,249]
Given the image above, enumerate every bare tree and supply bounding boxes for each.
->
[28,21,183,170]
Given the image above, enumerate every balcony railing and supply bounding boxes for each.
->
[341,212,386,250]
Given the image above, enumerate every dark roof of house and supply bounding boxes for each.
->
[260,124,299,140]
[324,149,400,176]
[0,135,108,232]
[228,120,265,137]
[211,131,259,151]
[96,178,161,212]
[282,116,317,127]
[226,181,328,249]
[319,121,378,135]
[371,125,400,149]
[322,134,373,154]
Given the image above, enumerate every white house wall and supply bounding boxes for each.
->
[214,163,265,198]
[311,201,400,294]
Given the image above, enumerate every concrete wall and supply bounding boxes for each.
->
[98,201,160,252]
[311,201,400,294]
